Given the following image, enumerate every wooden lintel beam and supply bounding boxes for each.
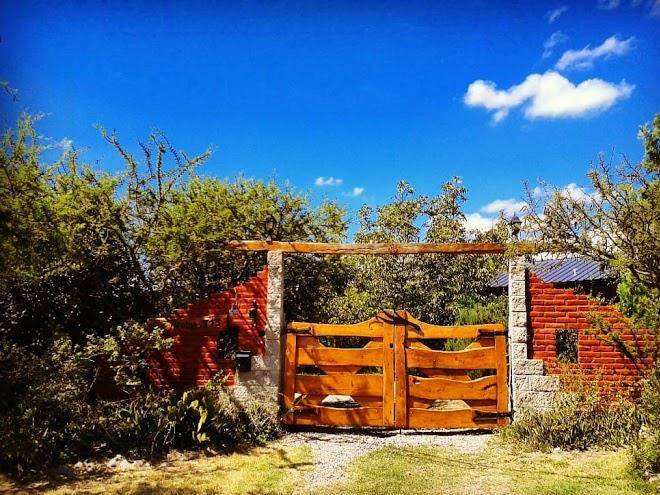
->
[225,240,537,255]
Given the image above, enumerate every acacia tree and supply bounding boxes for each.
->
[0,115,349,347]
[525,114,660,368]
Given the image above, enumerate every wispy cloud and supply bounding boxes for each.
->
[598,0,620,10]
[543,31,568,59]
[546,5,568,23]
[650,0,660,17]
[345,187,364,197]
[464,71,633,123]
[555,35,634,71]
[315,176,343,187]
[480,198,526,216]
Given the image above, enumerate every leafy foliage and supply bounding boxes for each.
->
[525,114,660,372]
[502,372,640,451]
[327,180,508,324]
[632,368,660,476]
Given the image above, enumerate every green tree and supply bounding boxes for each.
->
[525,114,660,369]
[327,179,508,324]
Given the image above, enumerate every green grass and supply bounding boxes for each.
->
[1,440,657,495]
[314,442,657,495]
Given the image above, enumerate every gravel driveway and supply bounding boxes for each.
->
[283,429,493,488]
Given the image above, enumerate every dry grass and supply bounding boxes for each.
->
[1,439,657,495]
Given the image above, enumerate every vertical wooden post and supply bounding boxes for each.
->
[494,333,509,426]
[281,332,297,424]
[382,321,395,427]
[394,320,408,429]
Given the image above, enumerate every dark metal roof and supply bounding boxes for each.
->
[490,256,611,288]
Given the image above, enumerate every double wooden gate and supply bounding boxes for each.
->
[281,310,509,429]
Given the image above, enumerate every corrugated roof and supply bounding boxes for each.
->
[490,256,611,288]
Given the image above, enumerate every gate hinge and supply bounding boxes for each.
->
[474,410,512,421]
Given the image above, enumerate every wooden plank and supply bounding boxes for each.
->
[297,347,383,367]
[405,323,506,339]
[281,333,297,411]
[382,322,395,427]
[296,374,382,396]
[352,396,383,407]
[464,399,497,412]
[407,408,499,429]
[285,406,383,427]
[225,240,538,255]
[407,346,497,369]
[287,318,385,337]
[408,375,497,401]
[494,334,510,427]
[394,323,408,428]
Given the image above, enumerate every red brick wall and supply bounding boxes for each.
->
[529,273,649,390]
[148,268,268,391]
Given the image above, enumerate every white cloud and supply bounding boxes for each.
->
[560,182,599,203]
[347,187,364,197]
[315,176,343,187]
[598,0,620,9]
[480,198,526,216]
[543,31,569,58]
[546,5,569,23]
[464,71,633,123]
[463,213,497,233]
[555,35,634,71]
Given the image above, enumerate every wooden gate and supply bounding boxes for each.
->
[281,310,509,429]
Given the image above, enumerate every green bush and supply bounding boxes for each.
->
[96,379,281,458]
[0,323,281,476]
[502,376,639,451]
[632,369,660,476]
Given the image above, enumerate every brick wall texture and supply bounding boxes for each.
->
[529,272,651,390]
[148,268,268,391]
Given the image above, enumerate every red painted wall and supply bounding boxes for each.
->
[148,268,268,391]
[528,273,651,390]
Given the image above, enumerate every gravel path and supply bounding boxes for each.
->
[284,429,492,488]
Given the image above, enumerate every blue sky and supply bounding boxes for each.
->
[1,0,658,234]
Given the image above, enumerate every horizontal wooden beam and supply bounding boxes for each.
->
[225,240,537,255]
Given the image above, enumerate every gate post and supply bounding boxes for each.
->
[234,250,284,402]
[508,256,561,416]
[508,256,529,417]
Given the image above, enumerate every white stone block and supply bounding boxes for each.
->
[510,311,527,328]
[511,359,544,375]
[509,326,528,343]
[528,375,561,392]
[509,279,526,295]
[515,390,555,411]
[509,343,528,361]
[509,295,527,312]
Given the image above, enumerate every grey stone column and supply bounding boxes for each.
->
[508,257,559,415]
[233,251,284,402]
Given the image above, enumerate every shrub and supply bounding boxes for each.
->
[502,373,640,451]
[632,369,660,476]
[0,337,94,473]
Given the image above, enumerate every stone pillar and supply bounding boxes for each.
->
[508,257,559,415]
[233,251,284,402]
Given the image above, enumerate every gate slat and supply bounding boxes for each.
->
[296,374,382,396]
[297,347,383,367]
[408,375,497,400]
[494,334,510,426]
[286,406,383,427]
[407,408,499,429]
[407,346,497,369]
